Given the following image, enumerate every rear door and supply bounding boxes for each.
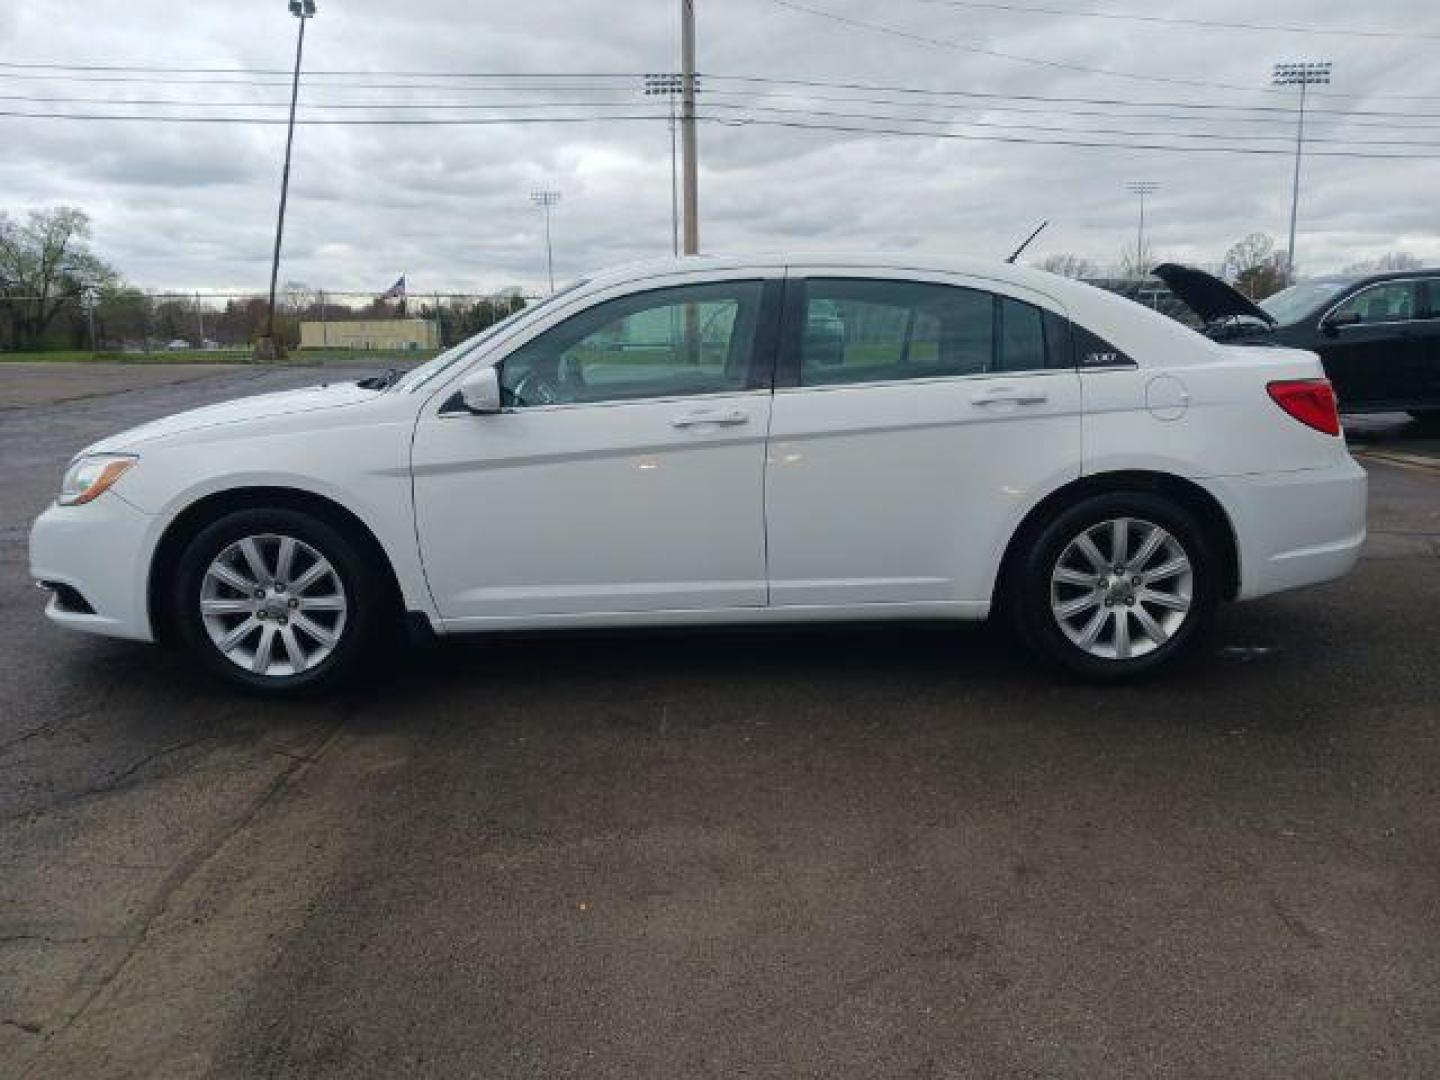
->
[764,270,1082,607]
[1317,280,1425,408]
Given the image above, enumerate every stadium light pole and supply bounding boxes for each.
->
[258,0,316,362]
[644,73,703,256]
[531,189,562,293]
[1273,60,1331,284]
[1125,181,1160,275]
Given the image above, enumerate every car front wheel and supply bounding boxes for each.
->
[1013,492,1219,679]
[172,507,381,694]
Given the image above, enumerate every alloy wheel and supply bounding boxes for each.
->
[1049,517,1193,661]
[199,533,348,678]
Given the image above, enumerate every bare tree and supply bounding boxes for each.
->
[1343,251,1423,274]
[1038,253,1098,279]
[0,206,117,349]
[1221,233,1289,299]
[1116,239,1159,280]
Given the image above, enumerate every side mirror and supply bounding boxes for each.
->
[1322,310,1360,335]
[457,367,502,414]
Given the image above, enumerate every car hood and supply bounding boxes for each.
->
[87,380,380,453]
[1152,263,1276,328]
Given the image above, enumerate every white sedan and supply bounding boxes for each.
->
[30,255,1367,693]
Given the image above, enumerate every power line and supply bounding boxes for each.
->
[9,89,1435,133]
[764,0,1440,101]
[705,74,1440,117]
[901,0,1438,41]
[3,107,1437,158]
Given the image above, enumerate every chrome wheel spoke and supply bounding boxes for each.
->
[289,559,330,595]
[293,613,338,648]
[1112,609,1132,659]
[1138,587,1190,613]
[1052,566,1098,588]
[238,538,271,588]
[1132,604,1169,646]
[1129,525,1166,572]
[279,625,307,674]
[275,537,297,586]
[215,616,259,654]
[1073,532,1108,572]
[1076,607,1108,649]
[1146,556,1190,582]
[298,594,345,612]
[207,561,256,595]
[1055,592,1101,619]
[1110,518,1130,565]
[251,623,277,673]
[200,597,253,615]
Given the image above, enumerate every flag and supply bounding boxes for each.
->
[379,275,406,301]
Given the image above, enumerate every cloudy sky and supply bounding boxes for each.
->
[1,0,1437,295]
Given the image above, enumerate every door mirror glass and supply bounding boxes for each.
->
[457,366,502,414]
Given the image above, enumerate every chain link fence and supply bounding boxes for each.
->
[0,288,545,357]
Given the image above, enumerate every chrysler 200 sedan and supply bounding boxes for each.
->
[30,255,1367,693]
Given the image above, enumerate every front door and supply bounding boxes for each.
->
[1317,279,1425,409]
[764,272,1082,607]
[411,277,780,624]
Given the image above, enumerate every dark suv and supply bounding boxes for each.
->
[1154,263,1440,419]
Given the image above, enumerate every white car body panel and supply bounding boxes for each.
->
[28,252,1367,650]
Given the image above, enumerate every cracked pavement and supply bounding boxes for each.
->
[2,364,1438,1078]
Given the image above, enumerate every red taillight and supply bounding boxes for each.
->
[1267,379,1341,436]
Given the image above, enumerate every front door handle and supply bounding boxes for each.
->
[972,385,1049,406]
[671,408,750,428]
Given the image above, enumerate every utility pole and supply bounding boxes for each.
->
[680,0,699,255]
[195,291,205,346]
[1273,60,1332,284]
[86,287,98,354]
[259,0,317,362]
[1124,181,1159,276]
[531,189,562,293]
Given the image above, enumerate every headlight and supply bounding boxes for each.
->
[58,454,138,506]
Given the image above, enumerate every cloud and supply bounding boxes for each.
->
[1,0,1436,292]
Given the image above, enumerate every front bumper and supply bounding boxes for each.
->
[1205,456,1368,602]
[29,492,157,642]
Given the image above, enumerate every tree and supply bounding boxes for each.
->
[1221,232,1289,299]
[0,206,117,349]
[1038,253,1097,279]
[1116,238,1159,280]
[1343,251,1423,274]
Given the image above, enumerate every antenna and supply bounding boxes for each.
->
[1006,220,1048,264]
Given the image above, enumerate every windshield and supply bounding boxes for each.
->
[1259,280,1349,325]
[393,281,587,393]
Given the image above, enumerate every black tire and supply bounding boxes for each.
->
[171,507,383,695]
[1009,491,1219,680]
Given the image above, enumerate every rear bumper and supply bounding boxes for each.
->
[29,493,156,642]
[1205,457,1368,602]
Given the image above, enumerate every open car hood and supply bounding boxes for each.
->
[1152,263,1276,327]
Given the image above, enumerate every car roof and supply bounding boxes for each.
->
[1308,268,1440,288]
[579,251,1095,301]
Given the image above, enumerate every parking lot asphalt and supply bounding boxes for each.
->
[2,364,1438,1079]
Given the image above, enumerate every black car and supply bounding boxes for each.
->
[1154,263,1440,420]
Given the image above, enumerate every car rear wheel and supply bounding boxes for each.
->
[172,508,381,694]
[1012,492,1219,679]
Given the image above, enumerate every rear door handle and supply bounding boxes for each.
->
[972,385,1049,406]
[671,408,750,428]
